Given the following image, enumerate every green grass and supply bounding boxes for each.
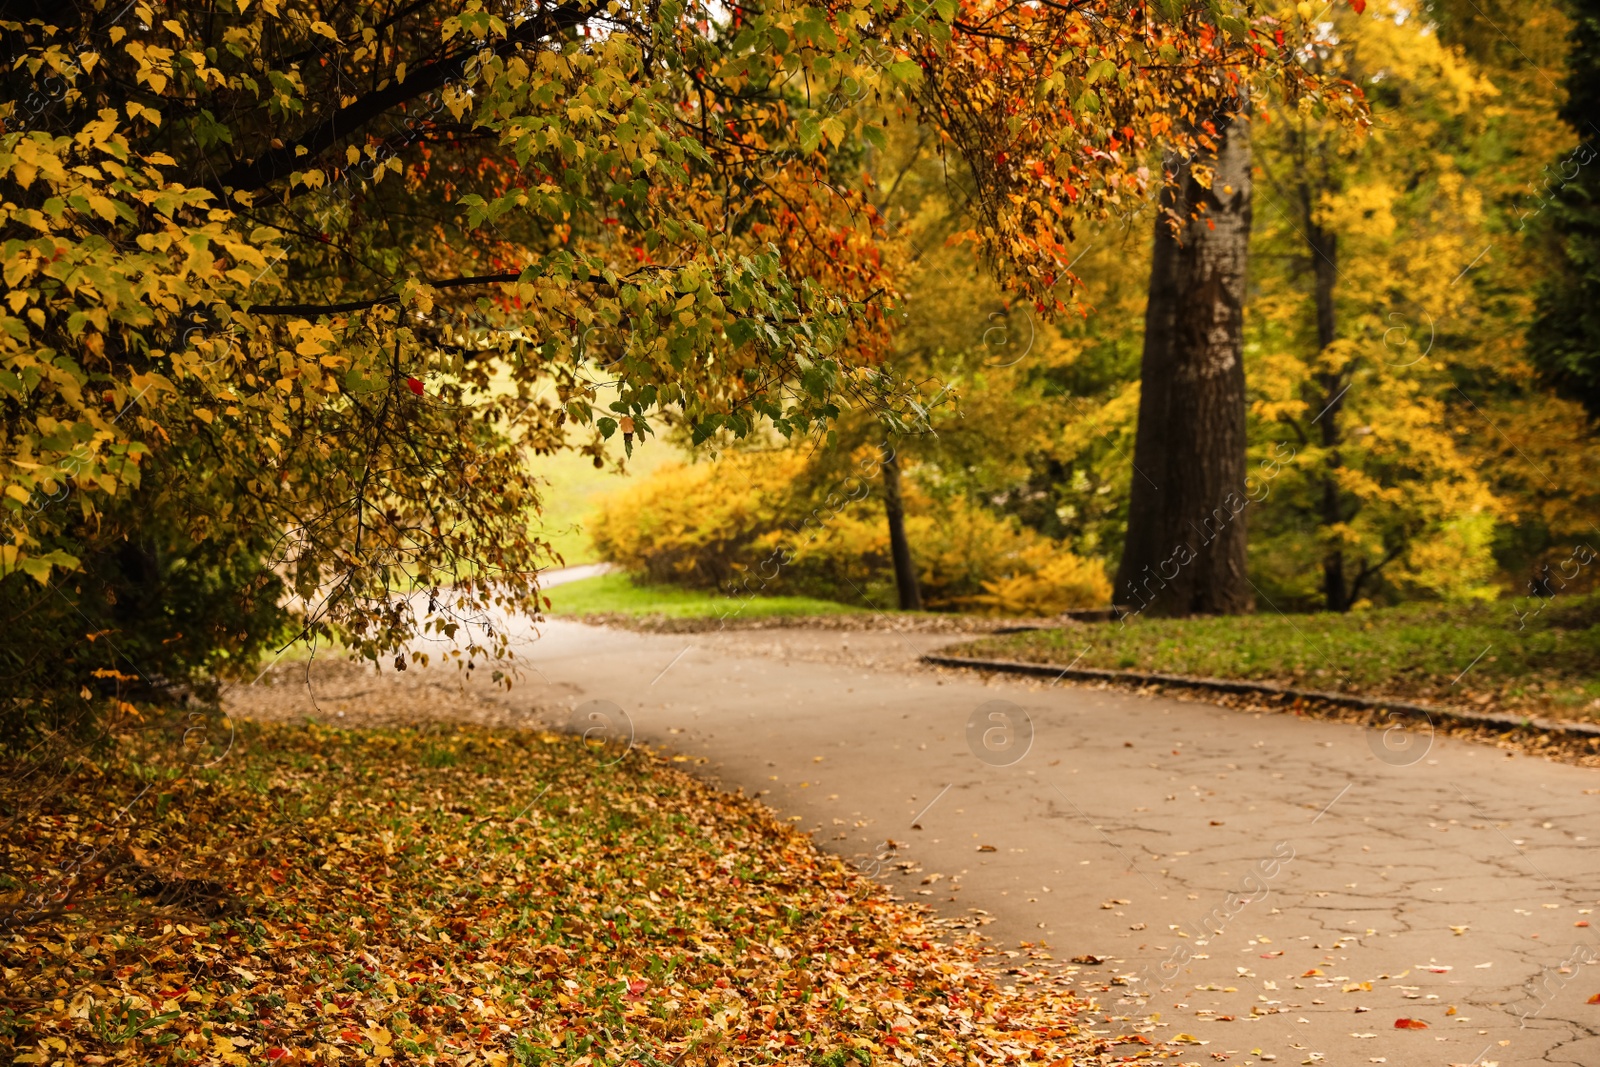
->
[546,571,866,619]
[529,438,686,568]
[945,596,1600,719]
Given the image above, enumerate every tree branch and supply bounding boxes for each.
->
[206,1,596,197]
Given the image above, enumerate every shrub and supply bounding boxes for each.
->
[1,459,290,753]
[591,448,1111,613]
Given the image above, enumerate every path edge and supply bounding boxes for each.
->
[922,653,1600,742]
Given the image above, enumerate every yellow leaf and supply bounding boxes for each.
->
[311,20,339,40]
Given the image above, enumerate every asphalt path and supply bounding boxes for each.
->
[504,619,1600,1067]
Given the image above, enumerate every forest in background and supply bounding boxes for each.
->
[583,0,1600,617]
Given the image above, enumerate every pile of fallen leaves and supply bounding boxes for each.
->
[2,721,1115,1065]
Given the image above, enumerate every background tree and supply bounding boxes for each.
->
[1526,0,1600,416]
[1247,0,1515,610]
[1422,0,1600,588]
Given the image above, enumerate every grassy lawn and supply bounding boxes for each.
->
[945,596,1600,719]
[4,722,1097,1066]
[545,571,865,620]
[529,441,685,568]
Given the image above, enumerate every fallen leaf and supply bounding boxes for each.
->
[1393,1018,1429,1030]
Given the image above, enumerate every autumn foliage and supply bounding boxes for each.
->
[0,0,1360,732]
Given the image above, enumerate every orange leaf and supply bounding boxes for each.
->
[1394,1018,1429,1030]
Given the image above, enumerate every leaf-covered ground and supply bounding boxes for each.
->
[946,597,1600,720]
[2,721,1130,1066]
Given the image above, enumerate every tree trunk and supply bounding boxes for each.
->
[1308,219,1351,612]
[1115,112,1254,617]
[881,446,924,611]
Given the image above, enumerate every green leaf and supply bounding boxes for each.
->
[691,415,724,446]
[1085,60,1117,85]
[888,60,923,84]
[727,319,758,346]
[798,115,823,155]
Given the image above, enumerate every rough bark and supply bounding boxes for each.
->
[880,447,924,611]
[1114,113,1254,616]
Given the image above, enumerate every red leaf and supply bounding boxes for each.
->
[1394,1018,1429,1030]
[406,376,424,396]
[266,1051,287,1061]
[1350,0,1366,10]
[1587,993,1600,1004]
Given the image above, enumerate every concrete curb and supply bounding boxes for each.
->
[921,653,1600,742]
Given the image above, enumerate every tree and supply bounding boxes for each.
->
[1527,0,1600,416]
[1116,106,1255,617]
[1418,0,1600,585]
[1,0,1349,740]
[878,445,924,610]
[1246,1,1511,610]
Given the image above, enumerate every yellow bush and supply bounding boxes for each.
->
[966,543,1114,615]
[591,449,1111,614]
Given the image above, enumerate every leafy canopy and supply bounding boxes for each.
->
[0,0,1358,694]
